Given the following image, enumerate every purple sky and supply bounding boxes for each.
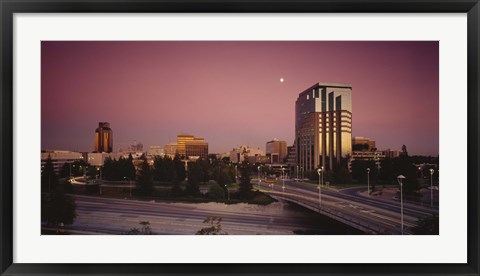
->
[41,41,439,156]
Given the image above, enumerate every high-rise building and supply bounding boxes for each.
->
[266,139,287,163]
[176,134,208,159]
[94,122,113,153]
[295,82,352,171]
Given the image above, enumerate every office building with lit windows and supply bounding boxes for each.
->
[176,134,208,159]
[295,82,352,171]
[94,122,113,153]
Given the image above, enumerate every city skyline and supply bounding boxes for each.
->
[42,41,439,156]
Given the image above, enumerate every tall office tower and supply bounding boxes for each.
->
[266,139,287,163]
[295,83,352,171]
[176,134,208,159]
[94,122,113,153]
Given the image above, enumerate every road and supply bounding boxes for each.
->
[62,195,346,235]
[256,180,438,234]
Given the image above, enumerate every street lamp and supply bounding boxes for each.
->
[397,175,405,235]
[124,177,132,197]
[320,166,324,187]
[296,165,299,181]
[366,168,370,196]
[235,165,238,183]
[97,167,103,194]
[225,184,230,200]
[258,165,260,180]
[281,167,285,191]
[429,168,434,208]
[317,168,322,208]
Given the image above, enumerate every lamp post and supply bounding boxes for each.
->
[296,165,299,181]
[97,167,102,194]
[258,165,260,180]
[366,168,370,196]
[321,166,324,187]
[397,175,405,235]
[317,168,322,208]
[225,184,230,200]
[281,167,285,191]
[429,168,434,208]
[124,177,132,197]
[235,165,238,183]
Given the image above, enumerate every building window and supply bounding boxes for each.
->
[307,95,310,100]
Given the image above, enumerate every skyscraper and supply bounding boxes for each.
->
[295,83,352,171]
[94,122,113,153]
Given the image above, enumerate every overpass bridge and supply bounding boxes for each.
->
[257,180,438,235]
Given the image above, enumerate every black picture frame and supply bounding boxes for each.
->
[1,1,479,275]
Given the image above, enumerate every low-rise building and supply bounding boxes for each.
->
[41,150,84,173]
[266,139,287,163]
[230,146,265,163]
[87,152,127,166]
[148,146,165,157]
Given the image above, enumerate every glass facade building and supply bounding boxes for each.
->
[176,134,208,159]
[295,83,352,171]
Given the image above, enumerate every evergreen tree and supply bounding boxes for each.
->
[137,155,153,196]
[43,186,77,226]
[185,161,201,196]
[173,155,186,181]
[411,215,439,234]
[41,155,58,193]
[238,161,252,196]
[127,154,136,180]
[170,171,183,197]
[401,144,409,157]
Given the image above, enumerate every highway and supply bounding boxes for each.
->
[65,195,351,235]
[257,180,438,234]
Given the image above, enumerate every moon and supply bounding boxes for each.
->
[280,78,284,83]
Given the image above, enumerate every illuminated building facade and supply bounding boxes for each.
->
[94,122,113,153]
[352,136,376,151]
[266,139,287,163]
[295,82,352,171]
[176,134,208,159]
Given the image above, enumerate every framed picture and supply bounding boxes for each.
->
[1,0,479,275]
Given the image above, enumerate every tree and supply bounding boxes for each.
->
[59,163,70,178]
[170,171,183,197]
[127,221,153,235]
[350,159,376,184]
[207,183,226,200]
[411,215,439,234]
[332,165,352,184]
[196,217,227,235]
[41,155,57,193]
[137,155,153,196]
[43,186,77,226]
[401,144,409,157]
[238,161,252,196]
[185,161,201,196]
[173,155,186,181]
[393,155,419,195]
